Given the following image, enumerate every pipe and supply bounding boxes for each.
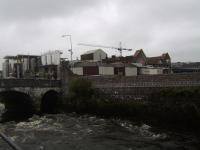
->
[0,132,23,150]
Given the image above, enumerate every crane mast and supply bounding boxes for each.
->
[78,42,132,56]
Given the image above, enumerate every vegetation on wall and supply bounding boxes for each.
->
[64,79,200,132]
[147,88,200,130]
[63,78,99,112]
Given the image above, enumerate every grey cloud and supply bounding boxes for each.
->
[0,0,102,22]
[0,0,199,63]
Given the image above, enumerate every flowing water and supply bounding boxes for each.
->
[0,113,200,150]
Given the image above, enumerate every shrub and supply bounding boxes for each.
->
[65,78,98,111]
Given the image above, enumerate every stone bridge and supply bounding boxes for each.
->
[0,79,62,120]
[0,79,61,95]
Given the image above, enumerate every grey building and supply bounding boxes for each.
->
[72,61,137,76]
[81,49,107,61]
[2,55,41,79]
[40,50,62,80]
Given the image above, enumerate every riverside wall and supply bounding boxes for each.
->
[82,73,200,100]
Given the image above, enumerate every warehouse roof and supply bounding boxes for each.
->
[82,49,106,55]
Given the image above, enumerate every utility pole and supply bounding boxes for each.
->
[119,42,122,57]
[62,34,73,61]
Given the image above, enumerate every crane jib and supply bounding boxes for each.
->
[78,42,132,56]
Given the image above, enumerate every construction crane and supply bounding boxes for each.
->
[78,42,132,56]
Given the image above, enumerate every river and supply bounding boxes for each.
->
[0,112,200,150]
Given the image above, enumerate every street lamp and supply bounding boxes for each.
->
[62,34,73,61]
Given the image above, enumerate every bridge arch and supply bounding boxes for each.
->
[0,91,35,121]
[40,90,61,114]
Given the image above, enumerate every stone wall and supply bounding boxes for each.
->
[82,73,200,100]
[0,79,61,88]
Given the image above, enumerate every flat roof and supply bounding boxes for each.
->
[4,55,40,59]
[4,56,16,59]
[82,49,106,55]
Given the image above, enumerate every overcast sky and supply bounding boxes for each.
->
[0,0,199,65]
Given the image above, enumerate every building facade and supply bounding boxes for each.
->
[102,49,171,74]
[2,55,41,78]
[139,67,163,75]
[41,50,62,66]
[72,61,137,76]
[40,50,62,80]
[2,50,62,79]
[81,49,107,61]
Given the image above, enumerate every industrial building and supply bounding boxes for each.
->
[72,61,137,76]
[81,49,107,61]
[139,66,163,75]
[2,55,41,78]
[71,48,171,76]
[41,50,62,66]
[1,47,171,78]
[102,49,171,75]
[2,50,62,79]
[40,50,62,79]
[103,49,171,68]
